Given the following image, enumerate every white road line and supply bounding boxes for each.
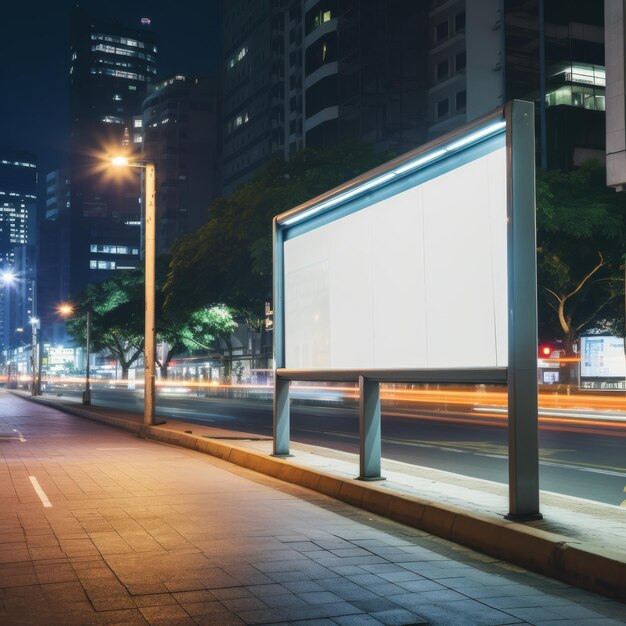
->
[12,429,25,442]
[29,476,52,508]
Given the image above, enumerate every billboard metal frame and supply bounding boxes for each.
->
[272,100,540,519]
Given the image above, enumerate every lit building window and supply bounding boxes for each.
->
[133,119,142,128]
[227,46,248,69]
[89,244,139,255]
[312,9,332,29]
[546,64,605,111]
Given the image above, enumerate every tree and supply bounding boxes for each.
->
[164,141,394,323]
[67,271,144,379]
[181,305,238,382]
[536,162,625,363]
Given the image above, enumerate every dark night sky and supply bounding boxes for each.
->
[0,1,222,180]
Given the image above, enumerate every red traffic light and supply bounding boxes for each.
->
[539,345,552,357]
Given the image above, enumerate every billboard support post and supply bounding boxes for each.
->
[273,376,291,456]
[506,99,542,520]
[358,376,384,481]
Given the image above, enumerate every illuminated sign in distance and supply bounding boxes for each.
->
[140,17,151,25]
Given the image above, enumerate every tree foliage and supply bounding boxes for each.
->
[67,271,144,378]
[164,141,394,320]
[536,161,625,352]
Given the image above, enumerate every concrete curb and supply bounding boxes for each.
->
[24,394,626,601]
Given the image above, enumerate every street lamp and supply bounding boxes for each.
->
[57,303,91,404]
[30,316,40,396]
[111,156,156,426]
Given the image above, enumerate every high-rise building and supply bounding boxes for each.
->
[222,0,428,196]
[222,1,605,195]
[38,170,72,346]
[427,0,605,170]
[142,74,222,254]
[0,146,37,351]
[605,0,626,189]
[68,7,157,295]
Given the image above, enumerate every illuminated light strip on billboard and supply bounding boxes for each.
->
[278,120,506,227]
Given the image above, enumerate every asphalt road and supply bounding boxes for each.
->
[43,386,626,506]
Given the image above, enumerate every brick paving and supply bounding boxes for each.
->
[0,391,624,625]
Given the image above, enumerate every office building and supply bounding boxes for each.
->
[142,74,222,254]
[68,7,157,294]
[38,170,72,346]
[428,0,605,170]
[0,147,37,351]
[222,0,428,195]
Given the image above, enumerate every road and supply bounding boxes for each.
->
[43,385,626,507]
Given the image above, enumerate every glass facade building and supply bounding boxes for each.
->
[67,7,157,294]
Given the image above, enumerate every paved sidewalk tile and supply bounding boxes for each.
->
[0,392,624,625]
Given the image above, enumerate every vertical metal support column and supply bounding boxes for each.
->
[273,376,291,456]
[506,100,542,520]
[83,309,91,405]
[272,218,292,456]
[30,319,38,396]
[358,376,384,481]
[144,162,156,427]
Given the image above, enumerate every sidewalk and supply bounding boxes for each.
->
[19,391,626,603]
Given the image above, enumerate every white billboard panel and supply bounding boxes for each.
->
[283,145,508,370]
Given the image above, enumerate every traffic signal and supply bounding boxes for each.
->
[539,345,552,358]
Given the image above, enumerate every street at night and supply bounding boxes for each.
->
[38,383,626,506]
[1,0,626,621]
[0,391,625,625]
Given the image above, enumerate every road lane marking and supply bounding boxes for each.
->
[29,476,52,508]
[292,427,626,476]
[13,429,25,442]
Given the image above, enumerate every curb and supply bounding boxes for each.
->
[24,394,626,601]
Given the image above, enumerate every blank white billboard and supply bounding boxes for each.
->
[283,146,508,370]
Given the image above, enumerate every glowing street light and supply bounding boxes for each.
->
[57,303,74,317]
[111,156,129,167]
[110,155,156,426]
[1,270,16,285]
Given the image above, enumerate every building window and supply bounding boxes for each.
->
[102,115,125,124]
[456,90,467,111]
[454,12,466,32]
[90,260,116,270]
[436,59,449,81]
[455,51,466,72]
[227,46,248,69]
[436,98,449,119]
[89,244,139,255]
[435,21,448,43]
[305,2,336,34]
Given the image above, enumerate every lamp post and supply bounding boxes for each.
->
[84,308,92,405]
[111,156,156,426]
[30,316,40,396]
[57,303,91,404]
[1,270,15,366]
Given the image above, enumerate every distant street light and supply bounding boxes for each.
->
[111,156,156,426]
[57,303,91,403]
